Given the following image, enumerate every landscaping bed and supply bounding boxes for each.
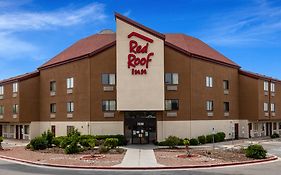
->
[154,148,259,166]
[0,146,126,167]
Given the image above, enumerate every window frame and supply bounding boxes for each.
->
[50,81,56,92]
[67,101,74,113]
[165,73,179,85]
[264,81,269,92]
[0,105,4,115]
[102,73,116,85]
[206,100,214,111]
[12,104,19,114]
[102,100,116,112]
[66,77,74,89]
[264,102,269,112]
[223,102,230,112]
[271,83,275,92]
[50,103,56,113]
[223,80,229,90]
[206,76,213,87]
[271,103,275,112]
[12,82,18,93]
[165,99,179,111]
[0,85,4,95]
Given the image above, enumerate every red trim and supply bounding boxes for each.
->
[115,12,165,40]
[0,71,39,85]
[239,70,281,83]
[128,32,154,43]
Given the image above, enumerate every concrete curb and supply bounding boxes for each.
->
[0,155,278,170]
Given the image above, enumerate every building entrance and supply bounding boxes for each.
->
[124,112,156,144]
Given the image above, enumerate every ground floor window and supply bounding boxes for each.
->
[10,125,14,133]
[24,125,29,135]
[279,122,281,130]
[254,123,258,131]
[51,125,56,137]
[67,126,74,135]
[273,122,277,130]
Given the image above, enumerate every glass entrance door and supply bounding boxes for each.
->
[124,112,156,144]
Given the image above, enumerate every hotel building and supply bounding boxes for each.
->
[0,13,280,144]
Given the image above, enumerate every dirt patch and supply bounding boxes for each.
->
[0,147,125,167]
[154,148,255,166]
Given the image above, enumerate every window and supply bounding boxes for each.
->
[271,103,275,112]
[50,81,56,92]
[224,102,230,112]
[0,86,4,95]
[67,102,74,113]
[279,122,281,130]
[102,100,116,111]
[273,122,277,130]
[0,106,4,115]
[264,103,268,112]
[165,99,179,111]
[271,83,275,92]
[102,74,115,85]
[24,125,29,134]
[67,126,74,135]
[13,82,18,93]
[51,125,56,137]
[206,76,213,87]
[206,101,214,111]
[264,81,269,91]
[50,103,56,113]
[13,104,19,114]
[10,125,14,133]
[66,77,74,89]
[165,73,179,85]
[223,80,229,90]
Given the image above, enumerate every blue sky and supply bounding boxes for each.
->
[0,0,280,80]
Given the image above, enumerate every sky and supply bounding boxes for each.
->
[0,0,280,80]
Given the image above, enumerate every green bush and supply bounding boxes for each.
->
[271,133,280,139]
[80,138,96,148]
[95,135,127,146]
[25,143,31,149]
[67,129,81,138]
[215,132,226,142]
[183,139,190,146]
[206,134,214,143]
[104,138,118,149]
[190,138,199,146]
[42,130,54,148]
[52,136,66,147]
[30,136,48,150]
[98,145,110,153]
[198,135,206,144]
[64,141,80,154]
[165,136,181,148]
[245,144,267,159]
[0,136,3,143]
[60,137,72,149]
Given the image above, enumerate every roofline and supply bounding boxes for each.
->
[38,41,116,70]
[165,41,241,69]
[115,12,165,40]
[239,70,281,83]
[0,71,40,85]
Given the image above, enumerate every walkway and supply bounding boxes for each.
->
[116,144,163,167]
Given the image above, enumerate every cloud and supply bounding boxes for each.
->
[123,10,131,17]
[199,0,281,47]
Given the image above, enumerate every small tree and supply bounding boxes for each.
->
[183,139,190,156]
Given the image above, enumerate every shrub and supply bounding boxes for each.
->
[42,130,54,148]
[95,135,127,146]
[104,138,118,149]
[190,138,199,146]
[245,144,267,159]
[64,141,80,154]
[30,136,48,150]
[271,133,280,139]
[198,135,206,144]
[98,145,110,153]
[80,138,96,148]
[0,136,3,143]
[165,136,181,148]
[60,137,72,149]
[215,132,226,142]
[25,143,31,149]
[206,134,214,143]
[67,129,81,138]
[183,139,190,146]
[52,136,66,147]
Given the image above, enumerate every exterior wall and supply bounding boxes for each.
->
[157,120,248,141]
[116,18,165,111]
[190,57,240,120]
[239,74,259,120]
[39,59,91,122]
[0,82,19,123]
[271,81,281,120]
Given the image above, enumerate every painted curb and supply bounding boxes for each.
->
[0,155,278,170]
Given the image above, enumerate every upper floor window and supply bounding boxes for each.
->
[13,82,18,93]
[102,100,116,111]
[165,73,179,85]
[165,99,179,111]
[50,103,56,113]
[206,100,214,111]
[67,102,74,113]
[102,74,115,85]
[66,77,74,89]
[264,103,268,112]
[271,83,275,92]
[206,76,213,87]
[224,102,230,112]
[50,81,56,92]
[264,81,269,91]
[223,80,229,90]
[0,106,4,115]
[271,103,275,112]
[13,104,19,114]
[0,86,4,95]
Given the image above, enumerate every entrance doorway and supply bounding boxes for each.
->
[266,122,272,136]
[234,123,239,140]
[0,125,2,137]
[16,125,23,139]
[124,112,156,144]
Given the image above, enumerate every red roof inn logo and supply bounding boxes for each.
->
[127,32,155,75]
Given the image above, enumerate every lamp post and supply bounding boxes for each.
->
[212,127,215,150]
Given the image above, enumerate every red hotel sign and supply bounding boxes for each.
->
[127,32,155,75]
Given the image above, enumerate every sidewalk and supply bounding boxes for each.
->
[2,139,29,148]
[115,144,163,167]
